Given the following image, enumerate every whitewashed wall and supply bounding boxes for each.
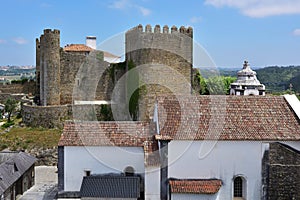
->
[168,141,300,200]
[64,146,145,191]
[171,193,219,200]
[144,166,160,200]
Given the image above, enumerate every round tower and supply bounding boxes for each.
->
[40,29,61,106]
[35,38,41,104]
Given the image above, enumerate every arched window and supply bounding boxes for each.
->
[233,176,246,199]
[124,166,135,176]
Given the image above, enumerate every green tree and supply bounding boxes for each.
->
[205,76,236,95]
[4,98,18,123]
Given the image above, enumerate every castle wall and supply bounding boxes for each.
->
[267,143,300,199]
[39,29,61,106]
[0,93,26,104]
[0,81,35,95]
[60,51,87,105]
[22,103,113,128]
[125,25,193,120]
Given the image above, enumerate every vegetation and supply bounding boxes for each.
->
[11,78,29,84]
[216,65,300,93]
[4,97,18,123]
[127,60,140,120]
[0,126,62,151]
[98,104,113,121]
[193,70,236,95]
[255,66,300,93]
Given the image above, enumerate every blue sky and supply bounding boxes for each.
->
[0,0,300,67]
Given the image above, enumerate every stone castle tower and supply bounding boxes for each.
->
[125,24,193,120]
[37,29,61,106]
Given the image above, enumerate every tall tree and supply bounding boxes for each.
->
[4,97,17,123]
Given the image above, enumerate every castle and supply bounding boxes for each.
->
[12,25,300,200]
[22,24,194,127]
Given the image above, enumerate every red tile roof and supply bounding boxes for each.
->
[59,121,159,166]
[156,95,300,141]
[64,44,94,52]
[169,179,222,194]
[104,51,121,58]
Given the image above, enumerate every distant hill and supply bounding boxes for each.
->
[200,65,300,93]
[255,66,300,93]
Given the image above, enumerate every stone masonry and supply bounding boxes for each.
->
[125,24,193,120]
[23,25,194,127]
[263,143,300,199]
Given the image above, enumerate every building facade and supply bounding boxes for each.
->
[58,95,300,200]
[0,152,36,200]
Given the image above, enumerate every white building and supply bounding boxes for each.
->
[58,121,160,200]
[57,95,300,200]
[85,36,121,63]
[230,61,265,96]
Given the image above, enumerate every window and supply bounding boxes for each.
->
[233,176,246,199]
[124,166,135,176]
[84,170,91,177]
[234,177,243,197]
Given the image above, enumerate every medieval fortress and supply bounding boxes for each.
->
[21,25,194,127]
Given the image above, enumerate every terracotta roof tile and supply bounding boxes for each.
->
[157,95,300,141]
[58,121,160,166]
[104,51,121,58]
[169,179,222,194]
[64,44,94,52]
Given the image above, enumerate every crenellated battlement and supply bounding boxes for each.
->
[127,24,193,37]
[43,29,60,35]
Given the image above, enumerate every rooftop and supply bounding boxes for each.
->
[59,121,159,166]
[156,95,300,141]
[63,44,94,52]
[80,174,140,198]
[169,179,222,194]
[0,152,36,194]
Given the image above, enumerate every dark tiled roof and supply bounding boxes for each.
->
[64,44,94,52]
[59,121,160,166]
[80,174,140,198]
[169,179,222,194]
[156,95,300,141]
[0,152,36,194]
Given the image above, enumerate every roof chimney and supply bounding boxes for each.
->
[86,36,97,50]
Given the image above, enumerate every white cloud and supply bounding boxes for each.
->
[293,29,300,36]
[109,0,129,10]
[136,6,151,16]
[190,16,202,23]
[0,39,6,44]
[109,0,151,16]
[205,0,300,18]
[13,37,28,45]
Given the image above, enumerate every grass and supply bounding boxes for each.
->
[0,126,62,151]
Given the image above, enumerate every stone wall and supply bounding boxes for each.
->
[0,81,35,95]
[22,103,114,129]
[125,25,193,120]
[0,93,28,104]
[60,51,87,105]
[265,142,300,199]
[22,104,70,129]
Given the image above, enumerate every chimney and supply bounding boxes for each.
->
[86,36,97,49]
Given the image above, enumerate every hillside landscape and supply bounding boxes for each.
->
[216,65,300,94]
